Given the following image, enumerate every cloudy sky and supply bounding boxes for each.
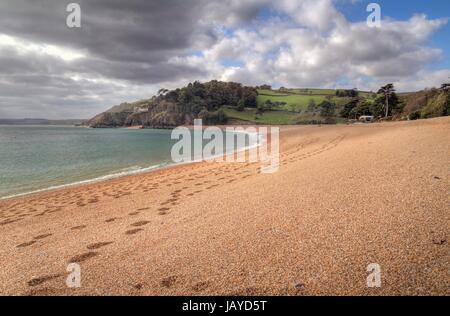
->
[0,0,449,119]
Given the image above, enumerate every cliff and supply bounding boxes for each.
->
[87,100,195,129]
[87,80,256,128]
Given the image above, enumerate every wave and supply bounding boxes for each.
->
[0,163,168,201]
[0,129,264,201]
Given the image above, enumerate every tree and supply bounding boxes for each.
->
[340,98,359,118]
[241,88,258,107]
[256,102,266,115]
[440,83,450,91]
[307,99,316,112]
[264,99,273,111]
[259,84,272,90]
[336,89,358,97]
[319,100,335,117]
[237,99,245,112]
[157,88,169,96]
[444,90,450,116]
[377,84,396,118]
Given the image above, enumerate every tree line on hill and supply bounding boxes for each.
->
[155,80,258,124]
[88,80,258,127]
[338,82,449,121]
[88,80,450,128]
[338,84,401,119]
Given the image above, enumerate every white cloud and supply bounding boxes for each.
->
[188,4,449,92]
[276,0,346,31]
[0,34,86,62]
[0,0,449,118]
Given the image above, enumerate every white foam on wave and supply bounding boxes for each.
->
[0,163,167,201]
[0,129,264,201]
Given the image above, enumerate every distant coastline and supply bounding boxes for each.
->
[0,118,86,126]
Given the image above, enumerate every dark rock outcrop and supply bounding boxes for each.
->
[87,80,256,128]
[87,111,133,128]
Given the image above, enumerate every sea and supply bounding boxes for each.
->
[0,125,254,200]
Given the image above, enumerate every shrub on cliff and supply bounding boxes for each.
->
[198,108,228,125]
[421,90,450,118]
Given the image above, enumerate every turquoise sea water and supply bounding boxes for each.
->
[0,126,180,199]
[0,125,255,199]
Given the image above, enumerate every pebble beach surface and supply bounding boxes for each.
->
[0,117,449,295]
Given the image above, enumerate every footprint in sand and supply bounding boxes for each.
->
[71,225,86,230]
[192,281,210,292]
[129,211,140,216]
[69,252,98,263]
[133,283,144,290]
[0,218,22,226]
[105,217,117,223]
[17,240,37,248]
[33,233,52,240]
[28,274,62,287]
[125,228,143,235]
[161,275,177,288]
[131,221,150,227]
[86,241,113,250]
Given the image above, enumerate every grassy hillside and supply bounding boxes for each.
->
[256,88,364,113]
[224,108,299,125]
[400,88,450,119]
[106,100,151,113]
[258,94,327,112]
[89,81,449,128]
[222,87,366,124]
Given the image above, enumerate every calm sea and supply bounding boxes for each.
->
[0,125,255,199]
[0,126,181,199]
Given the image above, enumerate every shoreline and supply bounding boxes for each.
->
[0,126,263,202]
[0,117,448,295]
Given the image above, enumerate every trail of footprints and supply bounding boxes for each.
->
[280,135,345,166]
[16,163,259,290]
[4,135,346,291]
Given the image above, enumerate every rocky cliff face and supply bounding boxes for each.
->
[87,80,255,128]
[87,111,132,128]
[124,110,194,128]
[87,108,194,128]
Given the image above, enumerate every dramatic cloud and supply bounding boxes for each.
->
[0,0,448,118]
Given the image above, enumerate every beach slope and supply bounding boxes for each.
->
[0,117,449,295]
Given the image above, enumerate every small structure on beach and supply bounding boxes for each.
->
[358,115,374,123]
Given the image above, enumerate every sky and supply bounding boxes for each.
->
[0,0,449,119]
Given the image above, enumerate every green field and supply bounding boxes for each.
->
[257,88,339,112]
[257,89,291,96]
[224,108,344,125]
[224,108,298,125]
[257,94,327,112]
[287,88,337,95]
[224,88,372,125]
